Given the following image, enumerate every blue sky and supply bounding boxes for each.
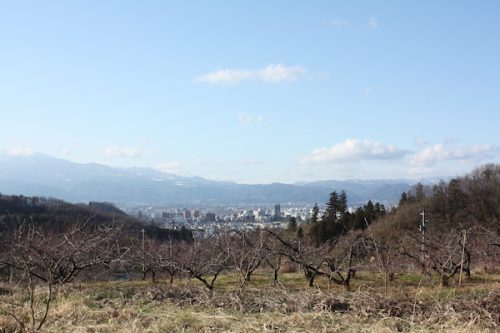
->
[0,1,499,183]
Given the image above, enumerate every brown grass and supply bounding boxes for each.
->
[1,272,499,332]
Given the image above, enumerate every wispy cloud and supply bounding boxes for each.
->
[301,139,408,164]
[155,161,182,175]
[363,86,375,95]
[410,143,496,167]
[328,19,349,27]
[60,147,71,156]
[104,146,149,158]
[2,146,33,156]
[1,141,34,156]
[194,158,265,167]
[368,17,379,29]
[237,112,265,126]
[195,64,307,85]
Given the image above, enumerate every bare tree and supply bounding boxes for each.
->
[401,227,473,286]
[0,218,120,332]
[224,230,268,290]
[264,230,284,286]
[175,236,229,291]
[267,229,362,288]
[141,235,182,284]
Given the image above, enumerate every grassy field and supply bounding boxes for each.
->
[1,271,499,332]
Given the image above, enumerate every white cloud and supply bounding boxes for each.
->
[237,112,253,126]
[369,17,379,29]
[237,112,265,126]
[3,146,33,156]
[194,158,265,166]
[195,64,306,85]
[410,144,496,167]
[301,139,407,164]
[194,69,253,85]
[258,64,306,82]
[104,146,148,158]
[155,161,182,175]
[363,86,375,95]
[329,19,349,27]
[60,147,71,156]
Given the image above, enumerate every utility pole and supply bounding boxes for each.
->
[141,228,145,278]
[419,209,428,273]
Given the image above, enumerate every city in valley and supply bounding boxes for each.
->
[130,204,315,237]
[1,2,499,333]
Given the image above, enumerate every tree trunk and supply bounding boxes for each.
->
[9,266,14,284]
[304,268,316,287]
[441,274,449,287]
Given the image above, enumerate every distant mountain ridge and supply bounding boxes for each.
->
[0,153,414,207]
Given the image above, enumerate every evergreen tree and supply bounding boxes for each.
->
[399,192,408,206]
[288,217,297,232]
[323,191,339,223]
[415,183,426,202]
[310,203,319,224]
[297,226,304,240]
[364,200,375,223]
[338,190,348,214]
[353,207,366,229]
[432,180,447,218]
[379,204,386,216]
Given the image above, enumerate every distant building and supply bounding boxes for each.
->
[205,212,216,222]
[274,204,281,221]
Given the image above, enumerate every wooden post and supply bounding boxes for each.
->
[458,230,467,287]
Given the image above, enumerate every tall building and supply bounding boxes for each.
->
[274,204,281,221]
[191,209,200,219]
[205,212,216,222]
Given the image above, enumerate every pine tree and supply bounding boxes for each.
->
[324,191,339,223]
[339,190,348,214]
[297,226,304,240]
[364,200,375,223]
[310,203,319,224]
[399,192,408,206]
[415,183,426,202]
[288,217,297,232]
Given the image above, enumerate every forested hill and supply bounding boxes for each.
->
[0,195,130,227]
[364,164,500,270]
[0,194,192,242]
[381,163,499,232]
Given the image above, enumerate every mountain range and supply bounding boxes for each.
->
[0,153,415,207]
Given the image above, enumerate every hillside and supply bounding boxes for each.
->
[0,194,192,242]
[365,164,500,276]
[0,153,412,206]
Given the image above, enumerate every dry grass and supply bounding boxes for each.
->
[1,272,499,332]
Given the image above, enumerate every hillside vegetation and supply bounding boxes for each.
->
[0,164,499,332]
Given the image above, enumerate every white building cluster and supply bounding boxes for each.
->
[128,203,320,239]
